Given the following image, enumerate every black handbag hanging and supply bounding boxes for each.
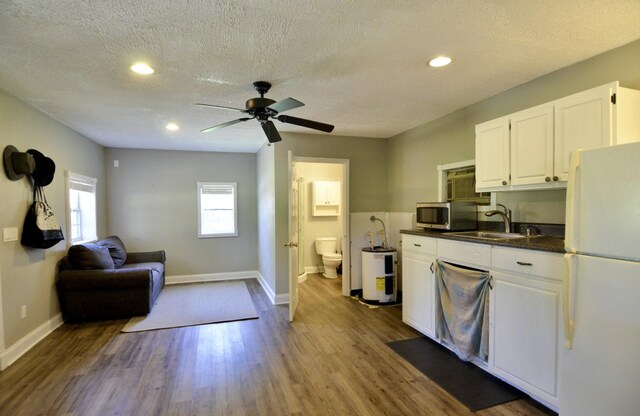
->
[21,186,64,249]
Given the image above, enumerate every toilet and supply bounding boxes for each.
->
[315,237,343,279]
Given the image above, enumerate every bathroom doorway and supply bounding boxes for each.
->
[291,157,350,296]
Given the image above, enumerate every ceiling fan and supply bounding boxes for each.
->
[197,81,335,143]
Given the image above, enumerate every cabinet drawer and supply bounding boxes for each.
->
[402,234,437,255]
[491,246,563,281]
[437,239,491,269]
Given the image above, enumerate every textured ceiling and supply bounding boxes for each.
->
[1,0,640,153]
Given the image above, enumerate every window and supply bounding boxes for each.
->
[445,166,491,204]
[438,160,491,205]
[197,182,237,238]
[65,171,97,244]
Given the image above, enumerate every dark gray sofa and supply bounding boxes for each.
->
[56,236,165,323]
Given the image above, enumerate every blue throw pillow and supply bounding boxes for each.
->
[68,243,115,270]
[97,236,127,268]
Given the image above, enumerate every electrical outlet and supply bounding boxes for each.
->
[21,305,27,319]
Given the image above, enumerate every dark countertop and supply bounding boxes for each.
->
[400,229,566,254]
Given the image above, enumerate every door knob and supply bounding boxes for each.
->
[545,176,551,182]
[553,176,559,181]
[502,180,507,186]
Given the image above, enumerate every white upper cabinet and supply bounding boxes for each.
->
[554,82,640,181]
[510,104,555,186]
[312,181,341,216]
[475,117,510,189]
[476,81,640,191]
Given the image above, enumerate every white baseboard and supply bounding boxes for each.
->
[165,270,261,285]
[305,265,322,274]
[274,293,289,305]
[255,272,275,303]
[0,313,63,371]
[166,271,290,305]
[254,273,289,305]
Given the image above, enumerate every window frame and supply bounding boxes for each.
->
[196,181,238,238]
[65,171,98,245]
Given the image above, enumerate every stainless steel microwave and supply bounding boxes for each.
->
[416,202,477,230]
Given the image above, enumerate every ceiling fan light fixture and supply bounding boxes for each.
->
[198,80,334,143]
[130,62,154,75]
[166,123,179,131]
[428,56,452,68]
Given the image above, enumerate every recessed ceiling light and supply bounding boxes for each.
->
[428,56,452,68]
[166,123,179,131]
[130,63,154,75]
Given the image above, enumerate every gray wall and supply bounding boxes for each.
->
[256,143,276,295]
[105,148,258,276]
[0,89,106,347]
[387,38,640,218]
[273,133,388,295]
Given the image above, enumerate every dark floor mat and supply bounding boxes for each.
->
[387,336,525,412]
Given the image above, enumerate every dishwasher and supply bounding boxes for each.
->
[435,260,491,362]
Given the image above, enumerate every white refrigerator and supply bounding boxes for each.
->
[560,141,640,416]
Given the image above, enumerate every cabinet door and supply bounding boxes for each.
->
[402,250,436,338]
[510,105,554,186]
[490,271,561,407]
[475,117,510,190]
[325,181,341,205]
[554,83,615,181]
[313,181,328,204]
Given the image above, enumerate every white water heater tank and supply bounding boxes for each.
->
[361,248,397,303]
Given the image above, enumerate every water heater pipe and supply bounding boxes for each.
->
[369,215,388,249]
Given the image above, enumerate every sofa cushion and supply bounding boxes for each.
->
[97,236,127,268]
[68,243,115,270]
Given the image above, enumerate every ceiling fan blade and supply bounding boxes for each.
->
[201,117,252,133]
[261,120,282,143]
[277,115,334,133]
[196,103,248,113]
[266,97,304,114]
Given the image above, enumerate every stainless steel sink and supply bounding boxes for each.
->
[445,231,539,241]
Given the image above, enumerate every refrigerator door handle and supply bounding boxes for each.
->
[563,253,577,349]
[565,150,581,252]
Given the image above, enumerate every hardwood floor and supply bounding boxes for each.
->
[0,274,555,416]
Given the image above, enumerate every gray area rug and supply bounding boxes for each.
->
[121,280,259,332]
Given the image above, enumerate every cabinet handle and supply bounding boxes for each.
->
[553,176,559,181]
[545,176,551,182]
[430,262,434,274]
[516,261,533,266]
[413,243,421,247]
[502,180,508,186]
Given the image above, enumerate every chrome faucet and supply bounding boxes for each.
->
[485,204,512,233]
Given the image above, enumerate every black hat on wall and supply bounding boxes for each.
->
[3,145,36,180]
[27,149,56,186]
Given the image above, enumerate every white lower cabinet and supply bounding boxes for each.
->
[489,247,563,411]
[401,235,437,337]
[400,233,564,412]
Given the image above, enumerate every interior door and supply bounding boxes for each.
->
[288,152,299,321]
